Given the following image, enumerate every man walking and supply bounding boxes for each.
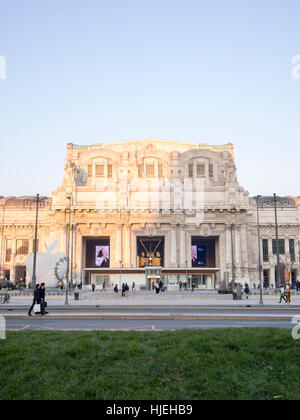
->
[279,286,287,304]
[28,284,40,316]
[244,283,250,300]
[39,283,48,315]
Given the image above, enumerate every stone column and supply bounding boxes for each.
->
[115,225,122,267]
[241,225,250,283]
[11,238,17,283]
[270,260,276,288]
[123,225,131,267]
[235,226,241,267]
[225,225,232,267]
[75,226,83,284]
[171,225,178,267]
[218,230,226,283]
[179,226,187,267]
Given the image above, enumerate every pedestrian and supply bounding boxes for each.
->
[122,283,126,297]
[60,281,65,291]
[296,281,300,294]
[155,281,160,295]
[102,281,106,291]
[92,283,96,292]
[159,280,164,293]
[114,284,119,298]
[192,281,195,292]
[244,283,250,300]
[132,282,136,295]
[124,283,129,298]
[152,281,155,291]
[39,283,48,315]
[279,286,287,304]
[28,284,40,316]
[179,281,183,292]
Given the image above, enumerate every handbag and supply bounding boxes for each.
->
[34,304,41,313]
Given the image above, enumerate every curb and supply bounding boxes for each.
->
[1,305,300,312]
[3,314,293,322]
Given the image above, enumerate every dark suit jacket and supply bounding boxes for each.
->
[39,288,45,301]
[34,288,40,304]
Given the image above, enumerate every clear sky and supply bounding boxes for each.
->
[0,0,300,198]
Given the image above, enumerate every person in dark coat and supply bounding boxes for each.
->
[244,284,250,300]
[28,284,40,316]
[39,283,48,315]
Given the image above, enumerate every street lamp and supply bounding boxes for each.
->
[230,224,236,287]
[0,198,7,281]
[65,196,72,305]
[256,195,263,305]
[32,194,40,289]
[70,224,74,287]
[274,194,282,288]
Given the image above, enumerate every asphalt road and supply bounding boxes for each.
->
[5,318,294,331]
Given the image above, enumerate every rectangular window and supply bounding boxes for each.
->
[158,165,163,178]
[209,164,214,178]
[289,239,296,262]
[189,164,193,178]
[146,164,155,177]
[108,165,113,178]
[16,239,29,256]
[138,165,143,177]
[262,239,269,262]
[197,164,205,178]
[272,239,285,255]
[96,165,105,177]
[263,270,270,287]
[88,165,92,177]
[5,240,12,262]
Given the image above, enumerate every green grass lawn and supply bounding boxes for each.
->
[0,329,300,400]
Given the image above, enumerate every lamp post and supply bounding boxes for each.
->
[256,195,263,305]
[0,199,7,281]
[274,194,281,288]
[70,224,74,287]
[230,224,236,287]
[32,194,40,289]
[65,196,72,306]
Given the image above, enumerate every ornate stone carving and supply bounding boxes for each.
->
[224,159,237,183]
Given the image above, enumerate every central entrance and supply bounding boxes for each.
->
[137,236,165,268]
[191,237,217,268]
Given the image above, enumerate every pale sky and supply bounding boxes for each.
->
[0,0,300,198]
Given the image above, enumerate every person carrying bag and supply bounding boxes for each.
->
[28,284,41,316]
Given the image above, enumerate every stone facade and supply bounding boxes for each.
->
[0,139,299,289]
